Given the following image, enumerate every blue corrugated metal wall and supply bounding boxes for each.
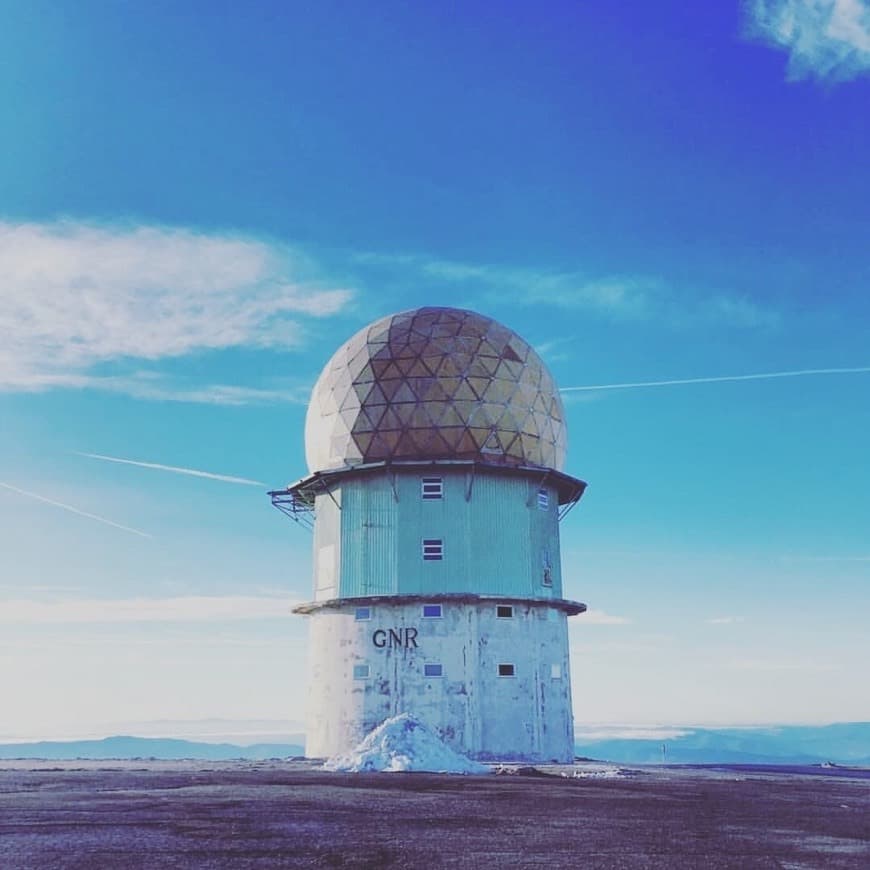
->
[339,474,397,596]
[317,467,566,600]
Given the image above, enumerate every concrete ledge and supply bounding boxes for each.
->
[293,593,587,616]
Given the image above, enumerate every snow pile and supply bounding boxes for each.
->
[323,713,489,774]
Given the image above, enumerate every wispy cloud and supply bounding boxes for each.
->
[728,657,837,672]
[0,481,151,538]
[355,251,779,328]
[561,366,870,392]
[581,609,633,625]
[780,554,870,561]
[746,0,870,81]
[424,260,654,318]
[126,381,310,406]
[0,595,299,624]
[0,220,353,396]
[77,453,264,486]
[87,375,311,406]
[575,725,692,740]
[0,584,83,593]
[706,616,745,625]
[3,370,312,406]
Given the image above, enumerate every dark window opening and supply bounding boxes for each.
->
[422,477,443,499]
[422,538,443,560]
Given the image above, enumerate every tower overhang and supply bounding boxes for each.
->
[270,459,587,530]
[294,592,586,616]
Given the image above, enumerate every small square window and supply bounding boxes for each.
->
[422,604,442,618]
[498,663,515,677]
[550,664,562,679]
[353,664,370,679]
[537,488,549,510]
[496,605,514,619]
[422,477,443,500]
[354,607,371,621]
[422,538,443,560]
[424,663,443,677]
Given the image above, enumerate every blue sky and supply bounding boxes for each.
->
[1,0,868,740]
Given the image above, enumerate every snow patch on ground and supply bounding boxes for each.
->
[564,764,628,779]
[323,714,489,774]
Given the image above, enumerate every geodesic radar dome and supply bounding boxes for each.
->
[304,307,567,473]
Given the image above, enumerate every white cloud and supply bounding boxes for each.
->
[0,220,353,394]
[580,608,633,625]
[706,616,745,625]
[355,251,779,328]
[77,453,264,486]
[746,0,870,81]
[0,595,300,624]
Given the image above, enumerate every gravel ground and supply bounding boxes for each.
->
[0,760,867,868]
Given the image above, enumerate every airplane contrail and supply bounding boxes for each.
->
[0,481,152,538]
[77,453,265,486]
[560,366,870,392]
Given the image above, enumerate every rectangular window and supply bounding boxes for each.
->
[354,606,371,621]
[498,663,515,677]
[422,603,443,618]
[424,663,443,677]
[421,477,443,500]
[353,663,370,680]
[496,605,514,619]
[550,664,562,679]
[537,488,549,510]
[422,538,443,560]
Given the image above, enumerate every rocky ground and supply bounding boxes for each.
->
[0,760,867,868]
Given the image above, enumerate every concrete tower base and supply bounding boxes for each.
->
[297,594,582,762]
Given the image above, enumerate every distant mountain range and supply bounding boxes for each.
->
[575,722,870,765]
[1,723,867,765]
[0,736,304,761]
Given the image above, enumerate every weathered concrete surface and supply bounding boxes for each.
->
[1,761,868,868]
[306,599,574,762]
